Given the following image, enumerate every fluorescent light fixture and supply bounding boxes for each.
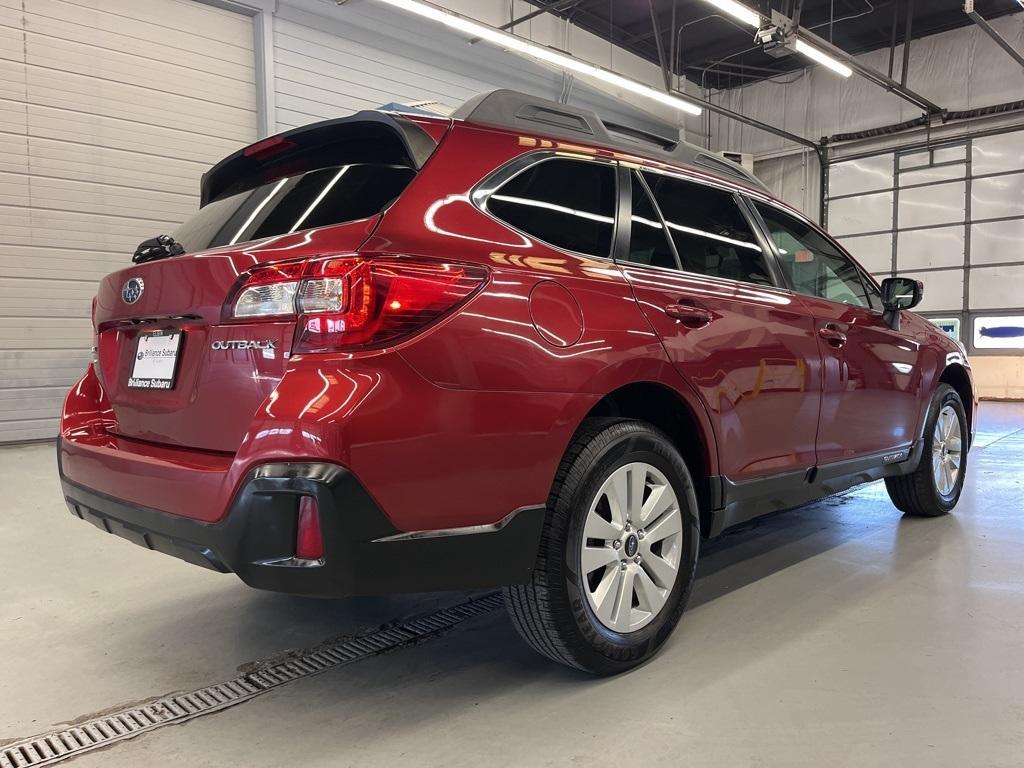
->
[794,39,854,77]
[698,0,762,28]
[700,0,853,78]
[371,0,702,116]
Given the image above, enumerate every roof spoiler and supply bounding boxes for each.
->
[200,111,439,207]
[453,89,767,192]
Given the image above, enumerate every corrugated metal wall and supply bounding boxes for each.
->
[0,0,257,442]
[271,2,678,139]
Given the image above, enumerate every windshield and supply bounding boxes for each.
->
[172,163,415,252]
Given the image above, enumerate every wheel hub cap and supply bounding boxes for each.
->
[579,462,683,633]
[624,534,639,558]
[932,405,962,497]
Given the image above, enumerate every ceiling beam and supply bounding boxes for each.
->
[648,0,672,89]
[900,0,914,86]
[964,0,1024,71]
[675,87,822,152]
[793,25,945,116]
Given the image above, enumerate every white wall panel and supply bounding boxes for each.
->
[753,152,820,219]
[899,150,930,170]
[272,1,680,140]
[896,226,966,271]
[829,154,894,197]
[971,172,1024,221]
[900,163,966,186]
[0,0,257,442]
[897,181,966,229]
[970,265,1024,310]
[904,269,965,313]
[275,15,521,129]
[839,233,893,274]
[828,191,893,236]
[971,219,1024,266]
[933,145,967,164]
[972,130,1024,176]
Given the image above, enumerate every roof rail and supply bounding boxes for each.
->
[452,89,766,191]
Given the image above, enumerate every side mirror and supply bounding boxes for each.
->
[880,277,924,330]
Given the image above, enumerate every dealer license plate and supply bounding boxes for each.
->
[128,330,182,390]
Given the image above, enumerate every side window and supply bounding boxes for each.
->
[755,203,873,308]
[487,158,616,258]
[625,172,678,270]
[860,273,885,312]
[642,171,773,285]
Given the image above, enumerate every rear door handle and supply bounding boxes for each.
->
[818,325,848,348]
[665,304,713,328]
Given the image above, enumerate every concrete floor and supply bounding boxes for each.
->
[2,403,1022,767]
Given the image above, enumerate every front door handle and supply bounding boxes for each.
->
[818,325,848,348]
[665,304,713,328]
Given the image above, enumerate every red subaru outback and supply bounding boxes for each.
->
[59,90,975,674]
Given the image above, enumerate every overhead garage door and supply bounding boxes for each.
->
[0,0,257,442]
[825,127,1024,357]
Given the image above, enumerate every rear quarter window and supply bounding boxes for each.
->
[485,158,617,258]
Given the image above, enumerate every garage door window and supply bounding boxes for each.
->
[486,159,616,258]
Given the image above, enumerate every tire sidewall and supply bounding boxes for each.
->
[558,426,700,673]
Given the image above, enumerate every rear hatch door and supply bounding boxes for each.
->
[93,112,448,453]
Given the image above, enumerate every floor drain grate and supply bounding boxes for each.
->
[1,593,503,768]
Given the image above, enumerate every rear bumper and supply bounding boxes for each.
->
[59,447,544,597]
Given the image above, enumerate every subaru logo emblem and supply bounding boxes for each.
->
[122,277,144,304]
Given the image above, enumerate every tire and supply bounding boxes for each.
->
[503,418,701,675]
[885,383,968,517]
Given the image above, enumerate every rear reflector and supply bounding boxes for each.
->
[226,255,488,352]
[295,496,324,561]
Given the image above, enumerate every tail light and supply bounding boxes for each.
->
[226,255,487,352]
[231,260,306,319]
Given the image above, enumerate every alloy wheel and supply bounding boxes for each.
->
[580,462,683,633]
[932,405,963,497]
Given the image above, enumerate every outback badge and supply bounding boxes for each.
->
[211,340,277,351]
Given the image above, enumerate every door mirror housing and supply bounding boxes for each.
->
[880,277,924,330]
[881,276,924,310]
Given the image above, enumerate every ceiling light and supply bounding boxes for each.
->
[697,0,762,28]
[701,0,854,78]
[370,0,702,116]
[793,39,854,77]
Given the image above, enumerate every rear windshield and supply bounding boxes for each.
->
[172,163,415,252]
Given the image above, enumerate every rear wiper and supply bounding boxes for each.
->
[132,234,185,264]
